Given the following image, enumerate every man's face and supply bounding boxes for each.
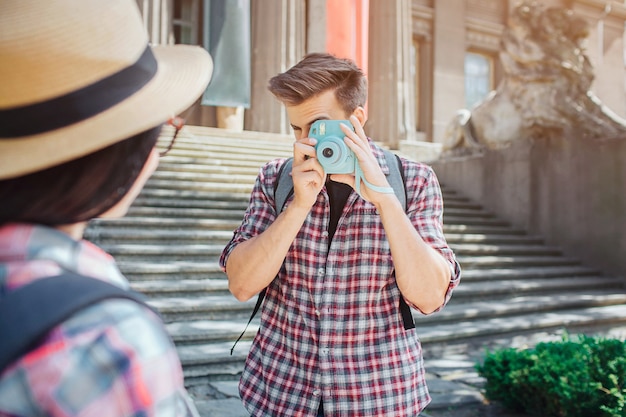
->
[286,89,350,140]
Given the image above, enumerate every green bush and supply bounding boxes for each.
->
[476,334,626,417]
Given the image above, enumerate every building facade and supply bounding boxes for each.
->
[136,0,626,148]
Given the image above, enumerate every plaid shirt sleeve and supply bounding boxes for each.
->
[220,158,285,271]
[403,159,462,313]
[0,299,197,417]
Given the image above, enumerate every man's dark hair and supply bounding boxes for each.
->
[268,53,367,114]
[0,126,161,226]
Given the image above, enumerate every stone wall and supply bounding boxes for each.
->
[431,137,626,277]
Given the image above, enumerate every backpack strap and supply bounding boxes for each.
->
[0,272,153,374]
[382,149,407,211]
[384,151,416,330]
[274,157,294,214]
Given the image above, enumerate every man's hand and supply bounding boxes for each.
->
[291,137,326,210]
[331,115,394,206]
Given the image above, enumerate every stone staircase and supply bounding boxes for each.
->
[85,126,626,388]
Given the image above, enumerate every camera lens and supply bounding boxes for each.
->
[322,148,334,158]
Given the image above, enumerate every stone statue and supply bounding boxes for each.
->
[443,1,626,154]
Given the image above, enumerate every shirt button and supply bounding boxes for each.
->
[315,309,321,316]
[321,348,329,355]
[317,268,325,276]
[322,231,329,238]
[313,389,321,397]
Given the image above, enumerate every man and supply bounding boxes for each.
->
[220,53,461,417]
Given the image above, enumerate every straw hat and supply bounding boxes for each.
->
[0,0,214,180]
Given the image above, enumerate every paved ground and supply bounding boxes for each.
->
[188,350,531,417]
[188,329,601,416]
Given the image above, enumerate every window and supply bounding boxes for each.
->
[173,0,200,45]
[465,52,493,109]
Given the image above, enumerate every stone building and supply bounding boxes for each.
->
[136,0,626,149]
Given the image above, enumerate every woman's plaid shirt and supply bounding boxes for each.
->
[221,143,461,417]
[0,223,198,417]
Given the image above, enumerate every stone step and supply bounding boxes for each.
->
[443,207,497,218]
[150,170,257,185]
[156,161,262,176]
[456,255,581,269]
[175,303,626,384]
[163,143,288,160]
[451,275,623,300]
[450,243,562,256]
[442,200,483,210]
[423,303,626,344]
[85,228,234,245]
[89,217,526,237]
[445,233,543,245]
[131,278,230,297]
[118,261,225,281]
[178,341,252,384]
[139,274,620,323]
[103,241,561,262]
[133,196,249,210]
[131,268,617,299]
[444,216,510,226]
[459,265,600,281]
[104,244,223,262]
[158,149,279,166]
[148,295,255,322]
[89,217,243,230]
[164,132,292,154]
[145,178,253,194]
[126,206,245,220]
[110,204,509,223]
[167,290,626,347]
[443,224,526,235]
[137,188,250,203]
[87,228,544,247]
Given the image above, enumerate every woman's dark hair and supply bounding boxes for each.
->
[267,53,368,114]
[0,126,161,226]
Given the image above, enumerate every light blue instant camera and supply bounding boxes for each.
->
[310,119,356,174]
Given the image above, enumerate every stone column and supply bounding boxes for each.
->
[431,0,466,143]
[307,0,327,53]
[367,0,415,149]
[246,0,307,134]
[572,1,626,118]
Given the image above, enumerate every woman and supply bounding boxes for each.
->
[0,0,213,415]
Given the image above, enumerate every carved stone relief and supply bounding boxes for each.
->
[443,1,626,154]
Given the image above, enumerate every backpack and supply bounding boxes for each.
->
[0,272,153,374]
[231,149,415,354]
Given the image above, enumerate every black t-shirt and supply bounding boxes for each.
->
[326,180,352,244]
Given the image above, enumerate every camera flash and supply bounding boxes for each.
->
[319,122,326,135]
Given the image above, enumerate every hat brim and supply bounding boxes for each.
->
[0,44,213,180]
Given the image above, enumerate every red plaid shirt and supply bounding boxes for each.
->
[221,143,461,417]
[0,223,198,417]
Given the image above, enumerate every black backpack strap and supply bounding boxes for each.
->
[0,272,153,374]
[274,157,294,214]
[384,151,416,330]
[230,288,266,355]
[382,149,407,211]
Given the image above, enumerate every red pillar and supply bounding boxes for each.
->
[325,0,369,78]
